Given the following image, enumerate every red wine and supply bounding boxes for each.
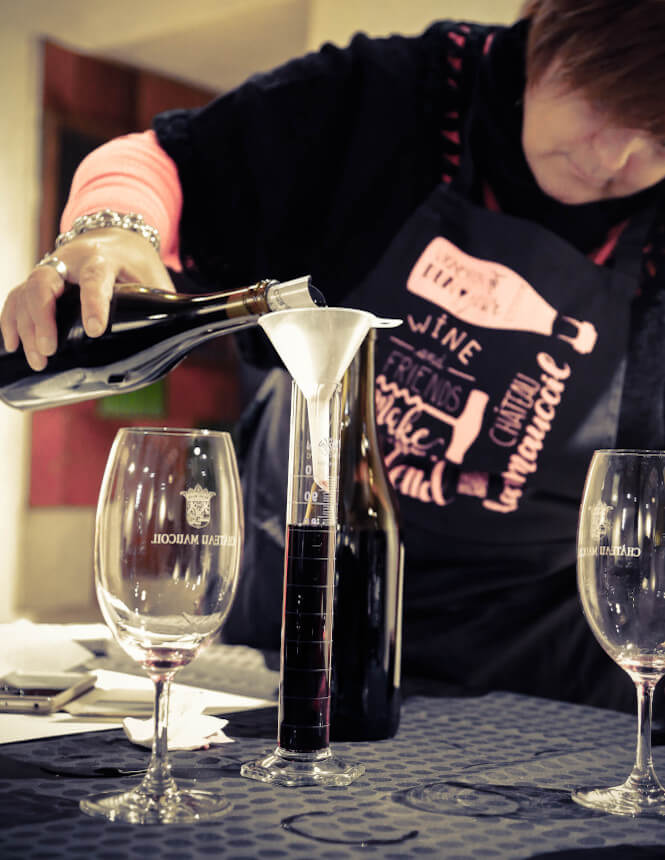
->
[279,523,334,753]
[0,276,323,410]
[140,649,196,677]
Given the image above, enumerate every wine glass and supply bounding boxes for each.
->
[80,427,243,824]
[573,449,665,816]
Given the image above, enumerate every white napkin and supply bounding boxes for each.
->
[122,695,235,750]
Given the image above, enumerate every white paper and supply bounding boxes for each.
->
[0,668,275,746]
[0,712,119,745]
[65,669,275,718]
[0,619,96,676]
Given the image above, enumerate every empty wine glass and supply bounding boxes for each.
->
[80,427,243,824]
[573,449,665,816]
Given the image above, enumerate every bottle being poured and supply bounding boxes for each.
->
[0,276,324,411]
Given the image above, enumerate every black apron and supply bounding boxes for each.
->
[342,105,655,709]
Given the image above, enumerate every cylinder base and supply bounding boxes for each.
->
[240,746,365,787]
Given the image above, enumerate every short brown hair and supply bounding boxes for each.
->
[521,0,665,138]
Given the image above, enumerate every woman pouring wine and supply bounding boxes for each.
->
[3,0,665,714]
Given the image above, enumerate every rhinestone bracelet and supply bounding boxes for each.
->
[54,208,161,254]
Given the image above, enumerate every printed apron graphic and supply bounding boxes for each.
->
[407,237,597,353]
[342,107,648,534]
[376,237,600,515]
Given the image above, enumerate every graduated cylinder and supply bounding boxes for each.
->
[279,380,341,753]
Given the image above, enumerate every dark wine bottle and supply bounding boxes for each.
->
[0,276,323,410]
[331,328,404,741]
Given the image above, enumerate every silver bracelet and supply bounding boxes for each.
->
[54,208,161,253]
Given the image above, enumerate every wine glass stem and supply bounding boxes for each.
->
[629,679,661,792]
[141,676,178,798]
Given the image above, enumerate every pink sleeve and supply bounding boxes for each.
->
[60,129,183,271]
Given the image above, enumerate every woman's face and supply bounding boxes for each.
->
[522,66,665,204]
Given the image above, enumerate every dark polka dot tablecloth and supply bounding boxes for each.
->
[1,646,665,859]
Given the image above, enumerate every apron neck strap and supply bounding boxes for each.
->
[604,201,661,281]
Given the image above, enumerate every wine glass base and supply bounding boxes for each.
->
[80,787,233,824]
[572,784,665,818]
[240,746,365,787]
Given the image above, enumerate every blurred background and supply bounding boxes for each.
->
[0,0,522,624]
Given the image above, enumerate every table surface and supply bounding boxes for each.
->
[1,644,665,860]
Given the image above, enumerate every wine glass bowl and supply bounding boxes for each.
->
[573,449,665,816]
[81,427,243,824]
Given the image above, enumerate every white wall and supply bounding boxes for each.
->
[0,26,40,621]
[306,0,522,47]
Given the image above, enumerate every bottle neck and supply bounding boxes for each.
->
[187,280,272,320]
[338,327,402,529]
[342,330,380,454]
[358,330,379,442]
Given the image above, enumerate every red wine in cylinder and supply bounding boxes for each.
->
[279,523,334,753]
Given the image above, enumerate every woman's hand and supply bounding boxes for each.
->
[0,228,175,371]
